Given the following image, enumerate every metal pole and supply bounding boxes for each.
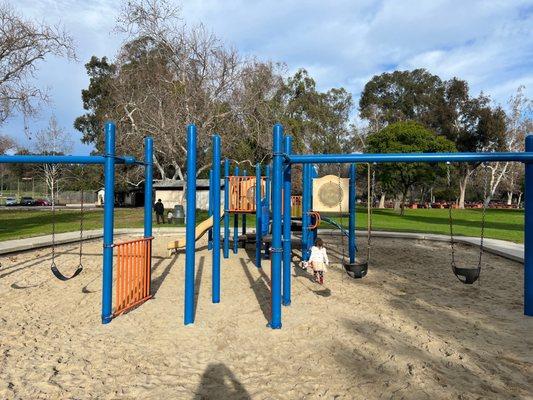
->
[264,164,271,259]
[242,170,247,236]
[349,164,356,264]
[212,135,222,303]
[144,136,154,294]
[101,121,116,324]
[233,165,239,254]
[287,152,533,165]
[255,164,262,268]
[302,164,311,261]
[184,124,197,325]
[270,123,283,329]
[525,134,533,316]
[265,165,271,212]
[144,137,153,239]
[208,169,213,251]
[223,159,230,259]
[283,135,292,306]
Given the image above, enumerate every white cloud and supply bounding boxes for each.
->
[1,0,532,153]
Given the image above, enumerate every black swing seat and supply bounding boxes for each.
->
[452,265,480,285]
[343,261,368,279]
[51,263,83,281]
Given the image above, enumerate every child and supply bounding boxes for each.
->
[308,238,329,284]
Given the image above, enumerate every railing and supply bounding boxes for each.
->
[229,176,265,213]
[113,237,153,317]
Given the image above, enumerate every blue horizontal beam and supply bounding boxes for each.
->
[0,154,137,165]
[287,152,533,164]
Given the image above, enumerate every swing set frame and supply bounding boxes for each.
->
[0,122,154,324]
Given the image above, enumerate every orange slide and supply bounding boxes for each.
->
[167,211,224,256]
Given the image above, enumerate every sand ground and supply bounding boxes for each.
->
[0,234,532,400]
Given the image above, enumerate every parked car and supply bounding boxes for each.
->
[20,196,35,206]
[5,197,17,206]
[34,198,51,206]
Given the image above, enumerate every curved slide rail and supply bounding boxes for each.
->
[320,216,349,237]
[167,211,225,256]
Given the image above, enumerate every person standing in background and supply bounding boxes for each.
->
[154,199,165,224]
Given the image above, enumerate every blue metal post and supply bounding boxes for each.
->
[208,169,213,250]
[101,122,116,324]
[283,136,292,306]
[302,164,311,261]
[233,165,239,254]
[525,134,533,316]
[143,136,154,296]
[144,137,153,239]
[255,164,262,268]
[270,124,284,329]
[223,159,230,258]
[265,165,271,212]
[263,165,271,259]
[242,170,247,236]
[348,164,356,264]
[184,124,197,325]
[311,165,318,245]
[212,135,222,303]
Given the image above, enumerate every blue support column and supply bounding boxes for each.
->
[270,124,284,329]
[212,135,222,304]
[233,166,239,254]
[144,137,153,239]
[143,136,154,294]
[283,136,293,306]
[184,124,197,325]
[265,165,271,212]
[255,164,262,268]
[311,166,318,245]
[348,164,356,264]
[101,122,116,324]
[263,164,271,259]
[208,169,213,250]
[302,164,311,261]
[242,170,247,236]
[223,159,230,258]
[525,134,533,316]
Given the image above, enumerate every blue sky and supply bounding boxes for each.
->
[2,0,532,154]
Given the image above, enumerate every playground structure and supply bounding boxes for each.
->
[0,122,154,324]
[183,123,533,330]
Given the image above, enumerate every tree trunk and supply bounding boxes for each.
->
[459,171,470,209]
[507,191,513,206]
[517,192,523,208]
[400,190,408,216]
[378,192,386,208]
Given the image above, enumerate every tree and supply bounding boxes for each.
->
[366,121,456,215]
[0,133,15,154]
[359,70,507,207]
[359,69,444,130]
[495,86,532,206]
[75,0,284,196]
[32,116,73,199]
[280,68,354,175]
[0,1,75,126]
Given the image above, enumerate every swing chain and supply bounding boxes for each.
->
[78,188,84,266]
[51,166,56,266]
[446,162,457,267]
[337,163,346,264]
[478,163,489,268]
[367,163,375,263]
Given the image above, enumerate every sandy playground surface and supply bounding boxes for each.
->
[0,234,532,399]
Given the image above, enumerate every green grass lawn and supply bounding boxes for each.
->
[0,208,209,242]
[0,207,524,243]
